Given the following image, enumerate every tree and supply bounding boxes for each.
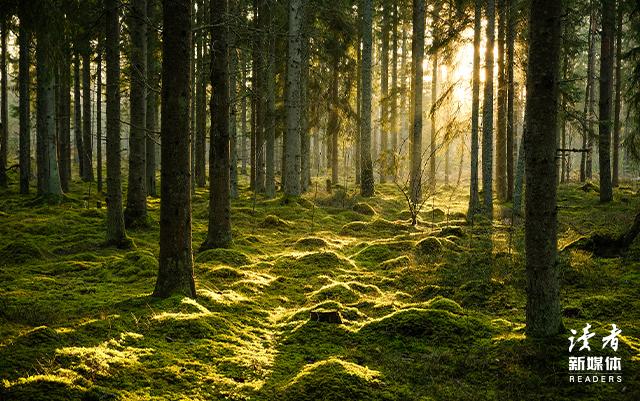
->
[19,4,31,194]
[380,3,389,184]
[482,0,495,217]
[467,0,482,219]
[505,0,514,200]
[360,0,374,197]
[409,0,425,204]
[146,0,159,197]
[125,0,149,227]
[82,47,94,182]
[195,0,207,188]
[74,52,84,178]
[264,3,276,198]
[598,0,614,202]
[428,3,440,192]
[0,15,8,188]
[284,0,303,196]
[154,0,196,298]
[496,0,506,201]
[612,0,623,187]
[96,37,103,193]
[524,0,563,337]
[105,0,129,246]
[202,0,232,249]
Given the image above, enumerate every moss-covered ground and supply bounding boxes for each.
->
[1,174,639,400]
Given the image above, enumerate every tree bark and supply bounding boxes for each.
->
[97,38,103,193]
[467,0,482,219]
[19,12,31,194]
[195,0,207,188]
[482,0,495,218]
[524,0,563,337]
[410,0,425,204]
[380,5,389,184]
[505,0,514,200]
[496,0,506,201]
[146,0,159,197]
[82,50,94,182]
[154,0,196,299]
[203,0,232,249]
[360,0,374,197]
[265,3,276,198]
[0,16,8,188]
[598,0,614,203]
[125,0,149,227]
[74,52,84,179]
[329,57,340,185]
[284,0,303,196]
[390,1,398,181]
[105,0,129,246]
[612,1,622,187]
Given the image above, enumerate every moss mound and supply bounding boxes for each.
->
[195,248,250,266]
[353,241,414,266]
[201,265,244,279]
[437,226,465,238]
[281,358,387,401]
[352,202,376,216]
[415,237,443,255]
[297,251,350,269]
[106,250,157,279]
[260,214,290,228]
[379,255,411,270]
[309,283,361,304]
[0,240,46,265]
[425,296,464,314]
[295,237,329,249]
[456,279,504,307]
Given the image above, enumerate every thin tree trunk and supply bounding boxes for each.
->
[284,0,303,196]
[467,0,482,219]
[229,0,239,199]
[360,0,374,197]
[154,0,196,298]
[0,16,8,188]
[380,5,389,184]
[254,0,265,193]
[105,0,129,246]
[612,1,622,187]
[19,12,31,194]
[390,1,398,181]
[265,3,276,198]
[82,50,94,181]
[513,131,525,216]
[146,0,159,197]
[505,0,514,199]
[125,0,148,227]
[300,3,310,192]
[203,0,232,249]
[429,4,440,192]
[482,0,495,218]
[598,0,614,202]
[524,0,563,337]
[97,38,103,193]
[195,0,207,187]
[74,52,84,178]
[496,0,506,201]
[329,58,340,185]
[241,49,248,175]
[410,0,425,204]
[586,4,596,180]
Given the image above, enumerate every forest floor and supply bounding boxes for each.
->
[1,173,639,400]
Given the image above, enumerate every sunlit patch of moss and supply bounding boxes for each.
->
[379,255,411,270]
[352,241,414,268]
[294,236,329,249]
[308,282,361,304]
[195,248,250,267]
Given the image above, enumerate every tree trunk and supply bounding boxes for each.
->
[329,58,340,185]
[429,47,438,192]
[284,0,303,196]
[105,0,129,246]
[410,0,425,204]
[146,0,159,197]
[254,0,265,193]
[241,50,248,175]
[506,0,514,200]
[467,0,482,219]
[0,16,8,188]
[496,0,506,201]
[360,0,374,197]
[612,1,622,187]
[598,0,614,203]
[265,3,276,198]
[512,133,525,216]
[524,0,563,337]
[96,38,103,193]
[203,0,232,249]
[229,0,239,199]
[380,5,389,184]
[154,0,196,299]
[586,4,596,180]
[36,25,63,196]
[482,0,495,218]
[74,52,84,178]
[195,0,207,188]
[300,3,310,192]
[19,13,31,194]
[390,1,398,181]
[125,0,148,227]
[82,50,94,181]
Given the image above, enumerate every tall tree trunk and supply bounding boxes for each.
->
[467,0,482,219]
[229,0,239,199]
[19,12,31,194]
[254,0,265,193]
[154,0,196,298]
[265,3,276,198]
[97,38,103,193]
[598,0,614,202]
[410,0,425,204]
[125,0,148,227]
[506,0,514,198]
[241,50,248,175]
[300,3,310,192]
[105,0,129,246]
[0,16,8,188]
[482,0,495,218]
[360,0,374,197]
[146,0,159,197]
[82,49,94,182]
[612,1,622,187]
[36,26,63,196]
[380,5,389,184]
[390,1,398,181]
[513,131,525,216]
[586,4,596,180]
[429,4,440,192]
[524,0,563,337]
[329,58,340,185]
[496,0,506,201]
[195,0,207,188]
[203,0,232,249]
[74,52,84,178]
[355,30,362,186]
[284,0,303,196]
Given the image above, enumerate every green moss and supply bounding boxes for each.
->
[379,255,411,270]
[260,214,290,229]
[0,240,46,265]
[352,202,376,216]
[106,250,157,279]
[424,296,464,314]
[353,241,414,267]
[295,237,329,249]
[436,226,465,238]
[280,358,390,401]
[195,248,250,266]
[415,237,442,255]
[309,283,361,304]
